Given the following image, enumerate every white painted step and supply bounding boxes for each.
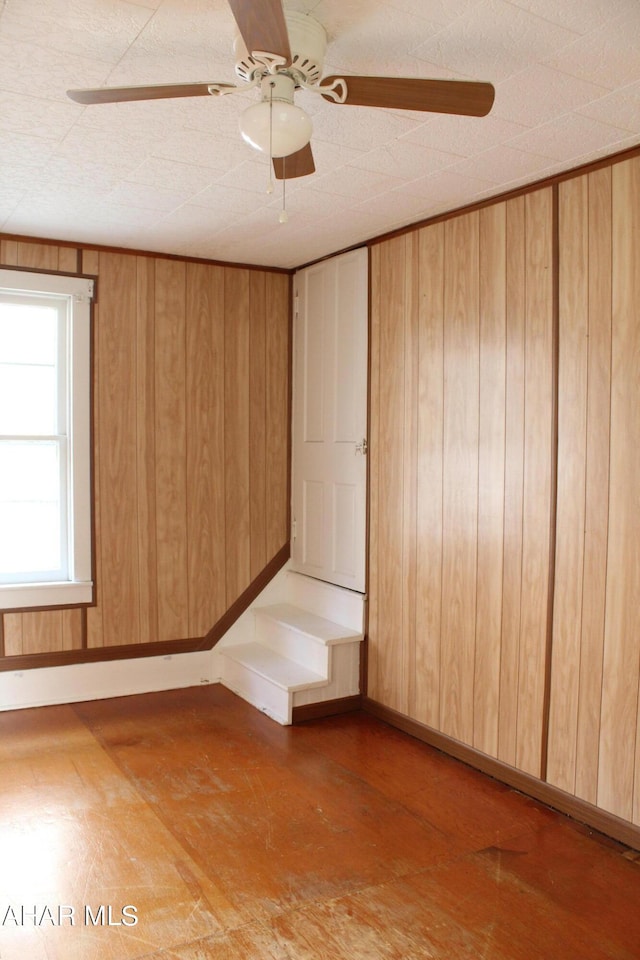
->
[222,641,327,692]
[220,639,329,725]
[216,569,365,725]
[286,571,365,632]
[254,603,362,675]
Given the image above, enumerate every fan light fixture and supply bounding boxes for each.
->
[239,75,311,158]
[66,4,496,222]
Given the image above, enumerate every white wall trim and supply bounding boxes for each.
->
[0,565,294,713]
[0,650,218,712]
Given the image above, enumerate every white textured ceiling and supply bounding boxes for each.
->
[0,0,639,268]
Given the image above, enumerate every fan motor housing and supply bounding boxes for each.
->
[234,11,327,85]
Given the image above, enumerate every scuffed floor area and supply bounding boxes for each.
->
[0,685,638,959]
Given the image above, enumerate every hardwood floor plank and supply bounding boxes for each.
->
[0,687,638,960]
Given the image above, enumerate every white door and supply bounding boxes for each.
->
[291,247,368,592]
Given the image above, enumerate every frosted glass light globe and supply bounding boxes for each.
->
[239,100,312,158]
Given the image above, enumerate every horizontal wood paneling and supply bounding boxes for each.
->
[1,240,290,657]
[369,189,554,778]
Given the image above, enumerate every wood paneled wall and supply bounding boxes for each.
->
[0,239,289,657]
[369,189,555,778]
[370,153,640,827]
[548,157,640,825]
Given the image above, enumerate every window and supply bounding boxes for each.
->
[0,268,94,609]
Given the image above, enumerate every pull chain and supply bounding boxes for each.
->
[266,82,274,195]
[265,78,287,222]
[279,158,288,223]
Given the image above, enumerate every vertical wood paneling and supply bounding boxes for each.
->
[516,188,554,777]
[370,236,407,711]
[61,609,84,651]
[474,203,506,757]
[440,213,479,745]
[404,233,419,717]
[96,253,141,647]
[58,246,78,273]
[369,188,553,780]
[136,256,159,644]
[224,269,251,604]
[249,272,267,579]
[499,196,526,767]
[16,241,60,271]
[186,262,226,637]
[548,168,614,806]
[368,245,382,701]
[22,612,65,654]
[598,159,640,823]
[155,259,189,641]
[575,167,611,804]
[265,273,289,557]
[547,176,589,793]
[1,240,291,660]
[0,240,18,263]
[2,614,23,657]
[414,223,444,729]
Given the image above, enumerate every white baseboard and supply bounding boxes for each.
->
[0,563,358,715]
[0,565,294,713]
[0,650,220,712]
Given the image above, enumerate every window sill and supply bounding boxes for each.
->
[0,581,93,611]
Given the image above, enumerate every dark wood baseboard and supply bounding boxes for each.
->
[363,697,640,852]
[293,695,362,724]
[0,543,290,673]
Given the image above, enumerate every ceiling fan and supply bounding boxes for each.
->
[67,0,495,184]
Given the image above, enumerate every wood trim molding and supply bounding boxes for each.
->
[0,635,210,672]
[202,542,290,648]
[0,543,290,673]
[292,695,362,724]
[364,144,640,256]
[363,697,640,851]
[0,232,293,275]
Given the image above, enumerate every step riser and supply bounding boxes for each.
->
[286,572,365,633]
[222,657,291,725]
[292,642,360,708]
[255,615,329,676]
[217,568,365,726]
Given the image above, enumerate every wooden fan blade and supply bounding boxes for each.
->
[227,0,291,62]
[322,76,495,117]
[273,144,315,180]
[67,81,235,105]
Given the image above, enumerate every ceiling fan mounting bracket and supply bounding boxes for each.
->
[248,51,288,76]
[234,11,327,86]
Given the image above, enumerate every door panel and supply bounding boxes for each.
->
[292,248,368,592]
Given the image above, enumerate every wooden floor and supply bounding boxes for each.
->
[0,686,638,960]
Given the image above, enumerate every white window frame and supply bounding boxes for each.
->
[0,268,94,610]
